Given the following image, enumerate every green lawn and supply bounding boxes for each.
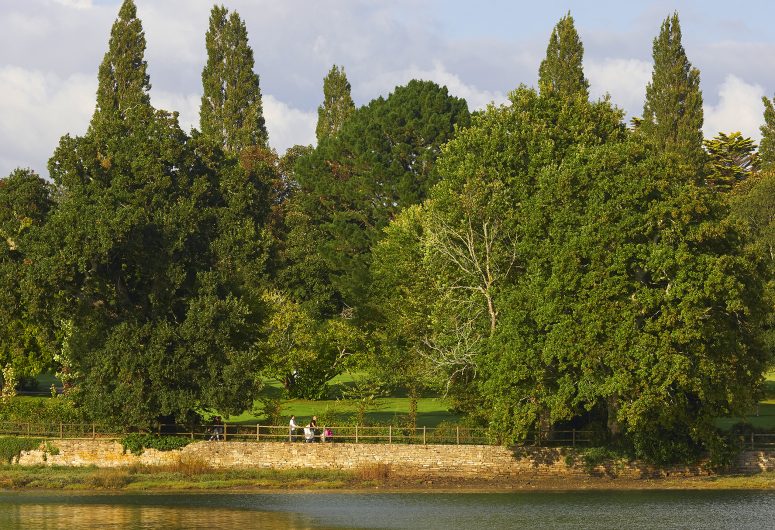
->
[28,369,775,431]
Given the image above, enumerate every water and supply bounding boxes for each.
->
[0,490,773,529]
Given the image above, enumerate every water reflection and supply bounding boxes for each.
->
[0,498,314,530]
[0,490,773,529]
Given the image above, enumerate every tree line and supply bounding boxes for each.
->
[1,1,773,463]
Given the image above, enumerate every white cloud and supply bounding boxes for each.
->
[586,58,652,116]
[263,94,317,152]
[53,0,93,9]
[703,74,765,140]
[151,90,201,133]
[0,66,94,176]
[358,62,506,111]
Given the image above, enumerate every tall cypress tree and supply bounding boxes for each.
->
[641,13,704,172]
[93,0,152,124]
[316,65,356,142]
[200,5,267,153]
[538,13,589,99]
[760,96,775,171]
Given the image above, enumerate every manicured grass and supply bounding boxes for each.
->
[225,396,457,427]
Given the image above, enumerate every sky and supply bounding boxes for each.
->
[2,0,775,178]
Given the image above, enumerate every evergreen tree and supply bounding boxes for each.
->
[316,65,356,142]
[760,95,775,170]
[703,132,758,191]
[284,80,470,319]
[93,0,152,124]
[200,5,268,153]
[538,13,589,99]
[641,13,704,172]
[35,3,265,427]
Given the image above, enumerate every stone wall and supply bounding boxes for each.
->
[14,439,775,478]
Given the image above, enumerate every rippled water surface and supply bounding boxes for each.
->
[0,490,773,529]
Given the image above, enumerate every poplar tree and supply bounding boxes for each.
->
[759,95,775,170]
[316,65,356,142]
[538,13,589,99]
[200,5,268,153]
[641,13,704,172]
[93,0,152,125]
[37,2,263,427]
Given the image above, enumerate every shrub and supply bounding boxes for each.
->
[0,437,42,463]
[581,447,628,471]
[0,396,81,424]
[121,434,192,455]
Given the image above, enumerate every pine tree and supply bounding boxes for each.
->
[200,6,267,153]
[641,13,704,172]
[760,96,775,170]
[538,13,589,99]
[93,0,152,124]
[316,65,356,142]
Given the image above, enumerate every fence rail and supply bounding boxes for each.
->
[1,421,773,449]
[0,421,598,447]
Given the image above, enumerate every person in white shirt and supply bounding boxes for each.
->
[289,415,298,442]
[304,424,314,443]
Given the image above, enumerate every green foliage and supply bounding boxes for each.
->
[0,169,54,383]
[580,447,630,471]
[121,433,192,455]
[0,397,81,424]
[538,12,589,99]
[0,437,41,463]
[29,2,267,428]
[316,65,355,142]
[640,13,705,174]
[283,79,470,319]
[94,0,152,124]
[760,95,775,171]
[200,5,267,152]
[703,132,758,191]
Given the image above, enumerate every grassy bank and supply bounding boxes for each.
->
[1,464,774,492]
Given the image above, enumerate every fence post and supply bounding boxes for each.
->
[223,422,227,442]
[27,423,30,437]
[423,426,426,445]
[572,429,576,448]
[389,425,392,444]
[257,424,260,441]
[60,422,63,439]
[355,425,359,444]
[456,426,460,445]
[92,423,95,439]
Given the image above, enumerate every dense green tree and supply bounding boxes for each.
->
[703,132,758,191]
[760,95,775,170]
[283,80,470,319]
[538,13,589,99]
[640,13,705,173]
[425,86,625,419]
[316,65,356,142]
[200,5,267,153]
[93,0,151,124]
[0,170,54,391]
[32,4,265,427]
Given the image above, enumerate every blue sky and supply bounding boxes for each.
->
[1,0,774,177]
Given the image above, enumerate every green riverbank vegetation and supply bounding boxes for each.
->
[1,464,774,492]
[2,0,775,469]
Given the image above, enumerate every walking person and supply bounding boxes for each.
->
[289,415,299,442]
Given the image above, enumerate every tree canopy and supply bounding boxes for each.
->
[200,5,268,153]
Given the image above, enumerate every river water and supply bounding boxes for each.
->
[0,490,772,529]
